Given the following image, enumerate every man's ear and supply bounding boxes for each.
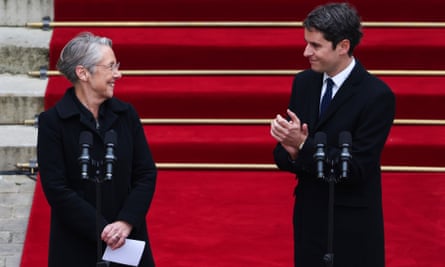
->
[338,39,351,55]
[75,65,89,81]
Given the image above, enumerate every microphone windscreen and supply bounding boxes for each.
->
[314,132,327,145]
[79,131,93,145]
[339,131,352,146]
[105,129,117,145]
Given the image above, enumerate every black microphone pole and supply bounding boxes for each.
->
[95,171,109,267]
[94,130,117,267]
[324,158,335,267]
[313,132,335,266]
[93,131,117,267]
[78,131,109,266]
[322,131,353,267]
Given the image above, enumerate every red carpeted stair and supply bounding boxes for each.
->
[54,0,445,22]
[21,0,445,266]
[46,75,445,120]
[46,27,445,71]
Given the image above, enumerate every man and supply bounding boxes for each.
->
[270,3,395,267]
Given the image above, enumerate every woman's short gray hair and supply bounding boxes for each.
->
[56,32,113,83]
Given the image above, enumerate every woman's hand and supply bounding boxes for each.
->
[101,220,133,250]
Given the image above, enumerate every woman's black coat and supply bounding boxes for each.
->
[37,88,157,267]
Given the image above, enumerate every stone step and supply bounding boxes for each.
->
[0,125,37,172]
[0,27,52,75]
[0,1,53,26]
[0,174,35,267]
[0,74,46,124]
[0,26,49,173]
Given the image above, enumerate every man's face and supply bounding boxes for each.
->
[303,28,345,77]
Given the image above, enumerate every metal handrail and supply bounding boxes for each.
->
[15,162,445,172]
[28,69,445,78]
[26,20,445,29]
[23,118,445,126]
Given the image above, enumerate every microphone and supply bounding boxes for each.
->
[313,132,327,179]
[104,129,117,181]
[339,131,352,179]
[79,131,93,180]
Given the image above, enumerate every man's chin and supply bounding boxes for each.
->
[309,63,321,72]
[310,66,323,73]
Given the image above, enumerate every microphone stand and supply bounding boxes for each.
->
[79,130,115,266]
[323,160,336,267]
[318,131,351,267]
[91,160,110,267]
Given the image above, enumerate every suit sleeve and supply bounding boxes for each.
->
[346,85,396,183]
[273,72,320,179]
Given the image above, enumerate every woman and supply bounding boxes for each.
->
[37,32,157,266]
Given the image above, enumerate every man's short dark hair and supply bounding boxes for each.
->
[303,2,363,56]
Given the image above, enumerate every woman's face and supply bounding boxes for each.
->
[88,46,122,101]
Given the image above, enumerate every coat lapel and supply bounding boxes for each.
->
[55,87,129,134]
[304,73,324,133]
[314,62,366,130]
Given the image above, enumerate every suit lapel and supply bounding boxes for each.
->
[307,75,323,133]
[314,62,366,130]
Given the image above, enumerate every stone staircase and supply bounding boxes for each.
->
[0,7,52,171]
[0,1,53,266]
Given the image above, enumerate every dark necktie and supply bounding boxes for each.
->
[320,78,334,117]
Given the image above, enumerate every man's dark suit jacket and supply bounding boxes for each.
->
[274,61,395,267]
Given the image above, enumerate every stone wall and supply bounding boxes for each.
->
[0,0,54,26]
[0,0,54,266]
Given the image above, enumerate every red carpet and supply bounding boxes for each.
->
[46,27,445,70]
[22,171,445,266]
[45,75,445,120]
[54,0,445,22]
[383,172,445,267]
[21,0,445,266]
[148,124,445,167]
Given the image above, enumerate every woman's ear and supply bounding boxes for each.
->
[75,65,89,81]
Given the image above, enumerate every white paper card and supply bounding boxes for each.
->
[102,238,146,266]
